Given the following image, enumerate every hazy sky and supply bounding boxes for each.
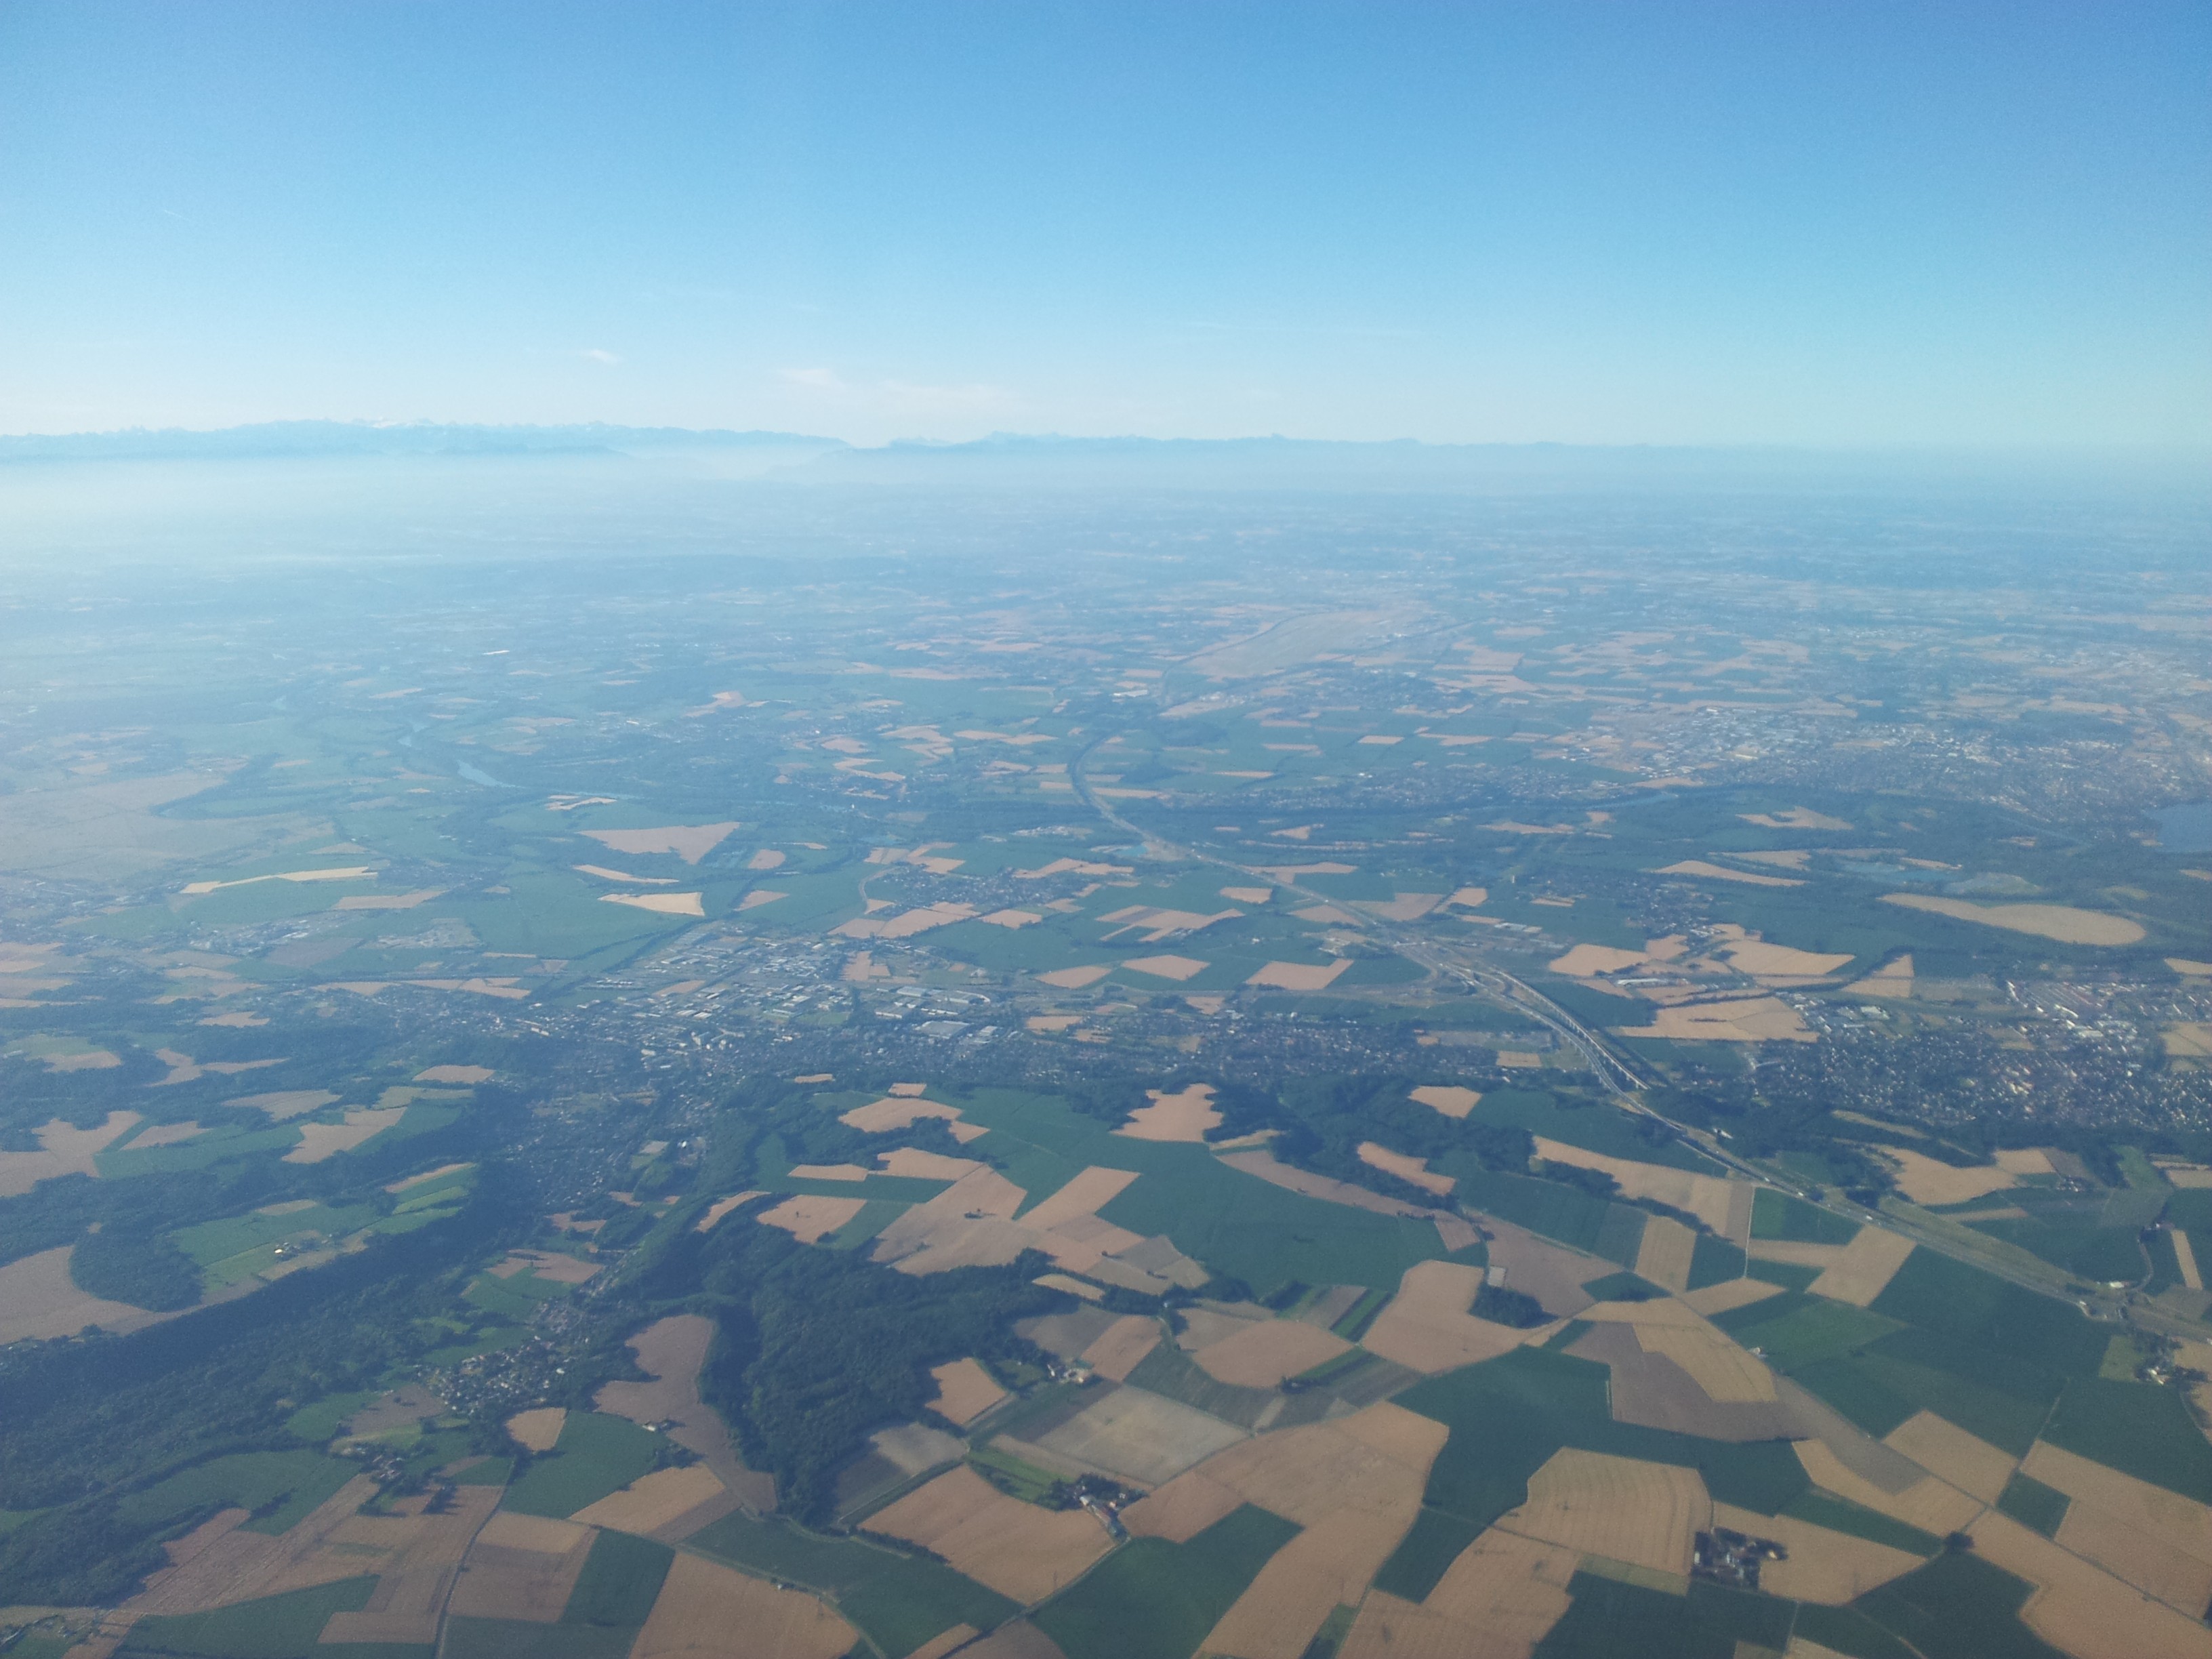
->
[3,1,2207,446]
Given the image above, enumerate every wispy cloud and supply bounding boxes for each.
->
[579,348,621,365]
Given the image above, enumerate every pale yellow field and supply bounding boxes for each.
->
[180,865,377,895]
[228,1089,340,1120]
[834,900,976,939]
[580,822,737,863]
[492,1249,600,1284]
[2171,958,2212,977]
[928,1358,1008,1426]
[1022,1166,1141,1231]
[570,1463,726,1533]
[1244,960,1350,990]
[0,1110,140,1197]
[758,1195,865,1244]
[1409,1084,1481,1118]
[838,1094,972,1134]
[1682,1277,1784,1317]
[506,1407,567,1452]
[1847,956,1915,999]
[1634,1324,1776,1402]
[1193,1319,1352,1389]
[1204,1505,1419,1659]
[694,1191,762,1231]
[1971,1509,2212,1659]
[1530,1138,1740,1234]
[314,1484,502,1645]
[415,1064,494,1084]
[1115,1084,1223,1142]
[1882,1412,2014,1502]
[1499,1448,1706,1576]
[1708,1502,1919,1603]
[1029,1385,1248,1487]
[2168,1023,2212,1058]
[977,907,1042,928]
[1221,886,1273,903]
[878,1147,983,1181]
[1656,859,1804,887]
[2023,1439,2212,1611]
[129,1120,209,1149]
[1036,964,1111,988]
[631,1551,856,1659]
[1881,893,2147,945]
[1633,1216,1699,1292]
[1793,1439,1984,1536]
[1612,996,1815,1042]
[1720,939,1855,977]
[1362,1261,1550,1374]
[1079,1314,1162,1380]
[1877,1147,2018,1206]
[1807,1228,1917,1306]
[283,1106,404,1164]
[785,1162,869,1181]
[1357,1141,1455,1195]
[905,1627,984,1659]
[0,1244,176,1344]
[447,1512,594,1622]
[1122,1471,1244,1542]
[1547,943,1646,976]
[864,1466,1111,1603]
[1033,1272,1103,1300]
[1119,954,1209,981]
[601,890,705,916]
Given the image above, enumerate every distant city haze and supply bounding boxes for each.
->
[1,0,2206,445]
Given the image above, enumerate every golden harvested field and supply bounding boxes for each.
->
[1031,1385,1248,1486]
[1408,1084,1481,1118]
[1192,1319,1352,1388]
[1792,1440,1984,1536]
[694,1191,762,1231]
[1119,954,1209,981]
[1971,1509,2212,1659]
[180,865,377,895]
[1203,1507,1415,1659]
[758,1195,865,1244]
[1633,1324,1776,1403]
[1655,859,1804,887]
[1632,1216,1698,1292]
[1681,1277,1784,1317]
[1882,1412,2015,1504]
[785,1162,869,1181]
[0,1244,176,1344]
[2022,1439,2212,1611]
[447,1513,594,1622]
[1036,964,1112,988]
[1357,1141,1455,1195]
[1807,1227,1917,1306]
[737,888,786,911]
[1719,939,1855,978]
[869,1168,1031,1273]
[1612,995,1815,1042]
[1529,1139,1738,1234]
[1033,1272,1103,1300]
[1713,1502,1921,1603]
[978,907,1042,928]
[1500,1449,1706,1576]
[282,1105,404,1164]
[2171,958,2212,977]
[1079,1314,1162,1380]
[1881,893,2147,945]
[1221,886,1273,903]
[863,1466,1111,1603]
[1114,1084,1223,1142]
[1022,1166,1141,1231]
[314,1483,501,1645]
[492,1250,600,1284]
[2167,1023,2212,1058]
[1337,1528,1577,1659]
[927,1357,1008,1426]
[570,1464,726,1534]
[906,1627,983,1659]
[1123,1471,1244,1542]
[580,823,737,863]
[1363,1261,1549,1374]
[118,1476,382,1621]
[229,1089,340,1120]
[415,1064,494,1084]
[1875,1147,2018,1206]
[1847,956,1915,999]
[1548,943,1649,976]
[838,1094,972,1134]
[601,890,705,916]
[632,1551,857,1659]
[0,1110,140,1197]
[575,863,677,884]
[878,1147,983,1181]
[1244,960,1351,990]
[506,1408,567,1452]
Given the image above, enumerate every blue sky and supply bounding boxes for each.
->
[2,1,2205,445]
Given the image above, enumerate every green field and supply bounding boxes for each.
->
[118,1450,359,1536]
[1750,1189,1858,1244]
[1847,1551,2068,1659]
[1455,1169,1647,1266]
[685,1509,1018,1658]
[439,1622,632,1659]
[1868,1248,2108,1376]
[1033,1504,1302,1659]
[1532,1573,1794,1659]
[500,1412,661,1518]
[1782,1490,1940,1557]
[559,1530,672,1627]
[1684,1232,1746,1290]
[118,1576,374,1658]
[1996,1471,2071,1537]
[1369,1505,1483,1601]
[2042,1376,2212,1502]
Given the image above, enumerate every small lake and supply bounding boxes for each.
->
[2154,801,2212,854]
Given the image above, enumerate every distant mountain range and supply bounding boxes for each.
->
[1,422,2195,495]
